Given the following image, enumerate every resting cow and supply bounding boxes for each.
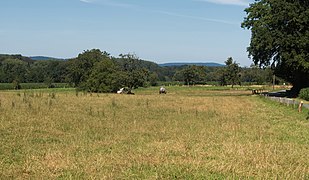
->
[159,87,166,94]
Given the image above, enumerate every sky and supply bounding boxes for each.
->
[0,0,254,66]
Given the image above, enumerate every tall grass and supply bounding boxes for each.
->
[0,87,308,179]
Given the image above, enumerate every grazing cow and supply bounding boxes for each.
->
[159,87,167,94]
[117,88,125,94]
[117,87,135,95]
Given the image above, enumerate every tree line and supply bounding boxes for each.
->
[242,0,309,96]
[0,50,278,92]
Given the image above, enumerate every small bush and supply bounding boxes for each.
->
[299,88,309,101]
[48,84,56,88]
[12,80,21,90]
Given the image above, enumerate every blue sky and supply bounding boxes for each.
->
[0,0,254,66]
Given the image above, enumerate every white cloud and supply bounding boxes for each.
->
[79,0,135,8]
[195,0,251,6]
[156,10,239,25]
[80,0,94,3]
[77,0,241,25]
[101,1,135,8]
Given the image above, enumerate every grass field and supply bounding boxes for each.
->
[0,86,308,179]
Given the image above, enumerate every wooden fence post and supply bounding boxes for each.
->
[298,101,304,113]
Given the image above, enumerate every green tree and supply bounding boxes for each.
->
[149,72,159,86]
[241,65,274,85]
[1,58,28,83]
[242,0,309,96]
[222,57,241,88]
[219,68,228,86]
[173,65,207,85]
[67,49,110,87]
[27,61,48,83]
[117,53,149,90]
[86,59,120,92]
[27,60,68,83]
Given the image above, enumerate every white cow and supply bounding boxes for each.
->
[159,87,166,94]
[117,88,125,94]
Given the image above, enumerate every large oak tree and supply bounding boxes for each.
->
[242,0,309,96]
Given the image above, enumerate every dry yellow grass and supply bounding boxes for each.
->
[0,87,308,179]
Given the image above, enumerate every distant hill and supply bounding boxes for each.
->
[159,62,224,67]
[0,54,34,63]
[29,56,66,61]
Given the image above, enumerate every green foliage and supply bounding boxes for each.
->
[220,57,241,87]
[0,54,33,62]
[0,83,70,90]
[12,80,21,90]
[242,0,309,95]
[173,65,207,85]
[67,51,150,92]
[241,65,273,85]
[0,58,28,83]
[116,53,150,90]
[299,88,309,101]
[0,54,69,84]
[85,59,120,93]
[0,50,278,91]
[66,49,110,87]
[148,72,159,86]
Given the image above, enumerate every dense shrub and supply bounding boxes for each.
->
[0,83,71,90]
[12,80,21,90]
[299,88,309,101]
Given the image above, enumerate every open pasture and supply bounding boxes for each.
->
[0,87,308,179]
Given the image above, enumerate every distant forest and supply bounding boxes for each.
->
[0,49,279,92]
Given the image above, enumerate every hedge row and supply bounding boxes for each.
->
[0,83,71,90]
[299,88,309,101]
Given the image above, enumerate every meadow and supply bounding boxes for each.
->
[0,86,308,179]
